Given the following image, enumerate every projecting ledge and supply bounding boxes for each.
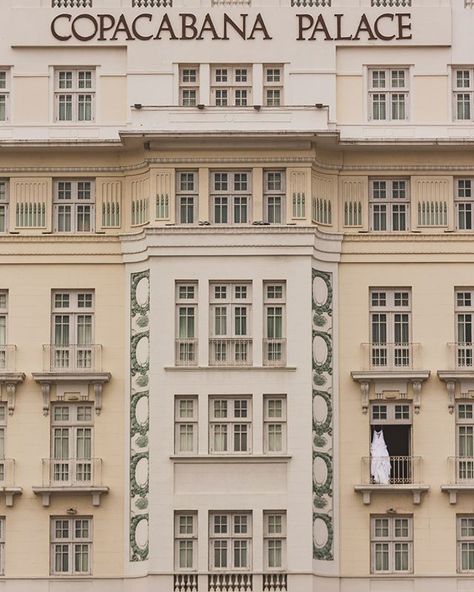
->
[0,373,26,415]
[441,485,474,505]
[351,370,430,414]
[0,487,22,507]
[32,486,109,507]
[354,484,430,505]
[170,454,292,463]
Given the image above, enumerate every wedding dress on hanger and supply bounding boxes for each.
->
[371,429,391,485]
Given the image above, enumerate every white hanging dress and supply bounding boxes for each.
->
[370,429,391,485]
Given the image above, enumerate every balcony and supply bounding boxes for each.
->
[209,338,253,367]
[354,455,429,504]
[0,345,25,415]
[352,343,430,414]
[441,456,474,503]
[32,345,111,416]
[174,574,198,592]
[438,344,474,413]
[175,339,198,366]
[32,458,108,507]
[209,574,252,592]
[0,459,22,506]
[263,339,286,367]
[0,345,16,373]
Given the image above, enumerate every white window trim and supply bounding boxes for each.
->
[174,396,198,454]
[209,511,252,571]
[455,178,474,230]
[209,396,252,454]
[263,170,286,224]
[0,180,9,234]
[179,65,200,107]
[0,68,10,123]
[452,67,474,122]
[210,65,252,107]
[50,516,93,576]
[263,395,287,454]
[174,512,198,571]
[370,515,413,574]
[263,511,286,571]
[176,171,199,224]
[53,179,95,233]
[369,178,410,232]
[53,68,96,124]
[367,67,410,123]
[210,171,252,225]
[263,65,284,107]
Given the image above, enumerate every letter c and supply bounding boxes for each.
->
[374,13,395,41]
[51,13,72,41]
[132,14,153,40]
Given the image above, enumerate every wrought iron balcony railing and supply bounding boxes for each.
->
[361,455,423,485]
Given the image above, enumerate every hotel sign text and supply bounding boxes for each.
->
[50,12,412,42]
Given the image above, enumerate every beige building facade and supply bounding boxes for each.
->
[0,0,474,590]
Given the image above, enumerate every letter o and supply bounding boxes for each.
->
[72,14,98,41]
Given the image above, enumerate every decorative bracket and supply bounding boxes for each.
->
[0,373,25,415]
[412,380,422,414]
[360,381,370,414]
[41,383,51,416]
[93,383,103,415]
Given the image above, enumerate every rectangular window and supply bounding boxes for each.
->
[264,65,283,107]
[0,405,6,483]
[176,282,198,366]
[456,403,474,481]
[175,397,198,454]
[51,517,92,575]
[175,512,197,570]
[209,397,252,454]
[0,70,9,122]
[51,403,94,485]
[55,69,95,122]
[264,512,286,570]
[179,65,199,107]
[455,289,474,368]
[264,171,285,224]
[453,68,474,121]
[368,68,409,121]
[369,288,411,368]
[456,179,474,230]
[371,515,412,573]
[211,66,252,107]
[263,396,287,454]
[210,171,251,224]
[176,171,198,224]
[53,180,95,233]
[0,291,7,371]
[458,515,474,572]
[369,179,410,232]
[209,512,252,570]
[0,180,8,233]
[263,282,286,366]
[209,282,252,365]
[51,290,94,371]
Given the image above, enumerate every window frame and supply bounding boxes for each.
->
[179,65,200,107]
[0,180,9,234]
[209,396,252,454]
[263,65,283,107]
[54,68,95,123]
[175,282,198,365]
[452,68,474,122]
[53,179,95,233]
[174,396,198,454]
[176,171,198,224]
[369,178,410,232]
[368,67,409,122]
[370,515,413,574]
[0,69,10,123]
[263,396,287,454]
[209,511,252,571]
[174,512,198,571]
[263,170,286,224]
[455,179,474,230]
[210,65,252,107]
[263,511,286,571]
[50,516,93,576]
[210,171,252,225]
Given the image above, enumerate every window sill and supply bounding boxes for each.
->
[170,454,292,463]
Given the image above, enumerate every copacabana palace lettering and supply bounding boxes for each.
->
[50,12,412,42]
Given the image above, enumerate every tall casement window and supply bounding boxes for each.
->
[176,171,198,224]
[175,512,197,571]
[263,395,287,454]
[371,515,413,573]
[179,65,199,107]
[174,396,198,454]
[209,282,252,365]
[209,397,252,454]
[211,171,251,224]
[263,512,286,570]
[0,70,9,122]
[211,65,252,107]
[456,403,474,482]
[0,291,7,370]
[53,180,95,233]
[458,516,474,572]
[455,179,474,230]
[369,289,411,368]
[51,403,93,485]
[55,69,95,122]
[175,282,198,366]
[0,404,7,483]
[453,69,474,121]
[51,291,94,371]
[368,68,409,121]
[264,171,285,224]
[264,65,283,107]
[0,180,8,233]
[369,179,410,231]
[209,512,252,570]
[455,289,474,368]
[263,282,286,366]
[0,518,4,575]
[51,517,92,575]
